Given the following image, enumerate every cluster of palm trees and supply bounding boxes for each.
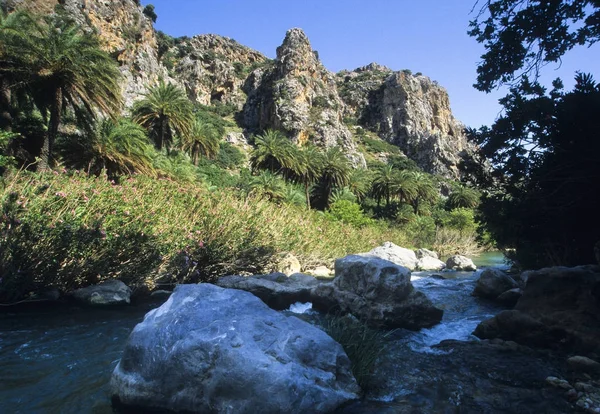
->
[0,10,221,175]
[249,130,353,209]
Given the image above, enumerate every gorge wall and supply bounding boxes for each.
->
[3,0,475,177]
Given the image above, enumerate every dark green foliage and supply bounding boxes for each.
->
[472,74,600,267]
[320,314,392,391]
[142,4,157,23]
[469,0,600,92]
[215,142,245,169]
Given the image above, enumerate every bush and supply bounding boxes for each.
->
[326,200,374,228]
[320,314,393,391]
[142,4,157,23]
[0,171,411,302]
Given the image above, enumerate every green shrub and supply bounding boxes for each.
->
[215,142,245,169]
[326,200,374,227]
[320,314,393,391]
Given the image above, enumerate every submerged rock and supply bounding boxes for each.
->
[311,255,442,330]
[111,284,360,413]
[71,280,131,306]
[363,241,418,270]
[446,255,477,271]
[216,272,319,310]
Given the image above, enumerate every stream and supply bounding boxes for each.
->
[0,252,572,413]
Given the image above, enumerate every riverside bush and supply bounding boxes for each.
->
[0,170,410,302]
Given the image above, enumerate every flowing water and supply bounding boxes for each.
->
[0,252,568,413]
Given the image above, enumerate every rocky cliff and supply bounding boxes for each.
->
[3,0,474,177]
[164,34,267,109]
[337,65,474,177]
[242,28,364,166]
[3,0,167,107]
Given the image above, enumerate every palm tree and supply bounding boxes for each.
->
[23,15,122,170]
[181,119,220,165]
[288,144,322,209]
[347,168,372,202]
[132,81,193,152]
[0,9,35,132]
[447,185,480,209]
[250,129,296,174]
[394,170,418,206]
[319,146,351,208]
[407,171,438,214]
[58,118,155,179]
[249,170,286,202]
[371,165,397,207]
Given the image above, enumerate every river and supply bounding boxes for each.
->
[0,252,570,413]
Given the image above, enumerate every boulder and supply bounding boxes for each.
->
[415,248,439,260]
[311,255,442,330]
[567,356,600,375]
[446,255,477,271]
[306,265,334,278]
[474,266,600,354]
[416,256,446,271]
[496,288,523,306]
[473,268,519,300]
[271,252,302,275]
[473,310,568,348]
[363,241,418,270]
[111,284,360,413]
[216,272,319,310]
[71,280,131,306]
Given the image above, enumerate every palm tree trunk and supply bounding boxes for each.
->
[39,87,62,171]
[158,116,166,151]
[0,77,12,132]
[305,182,311,209]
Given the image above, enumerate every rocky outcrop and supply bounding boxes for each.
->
[363,241,418,270]
[242,28,364,166]
[311,255,443,330]
[337,65,475,177]
[416,256,446,271]
[71,279,131,306]
[474,265,600,354]
[111,284,360,413]
[216,272,319,310]
[4,0,168,107]
[446,255,477,271]
[168,34,267,108]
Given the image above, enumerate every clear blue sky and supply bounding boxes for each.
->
[142,0,599,128]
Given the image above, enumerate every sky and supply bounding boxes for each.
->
[141,0,600,128]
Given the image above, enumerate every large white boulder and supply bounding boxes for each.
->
[363,241,418,270]
[111,284,359,413]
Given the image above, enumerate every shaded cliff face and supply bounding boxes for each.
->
[4,0,167,107]
[242,28,364,166]
[337,66,474,177]
[167,34,267,109]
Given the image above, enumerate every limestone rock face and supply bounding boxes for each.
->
[337,65,475,177]
[169,34,267,108]
[111,284,360,413]
[5,0,168,107]
[311,255,443,330]
[242,28,364,166]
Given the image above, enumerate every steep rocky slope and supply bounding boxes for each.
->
[3,0,474,177]
[3,0,167,107]
[164,34,268,109]
[242,28,364,166]
[337,65,474,177]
